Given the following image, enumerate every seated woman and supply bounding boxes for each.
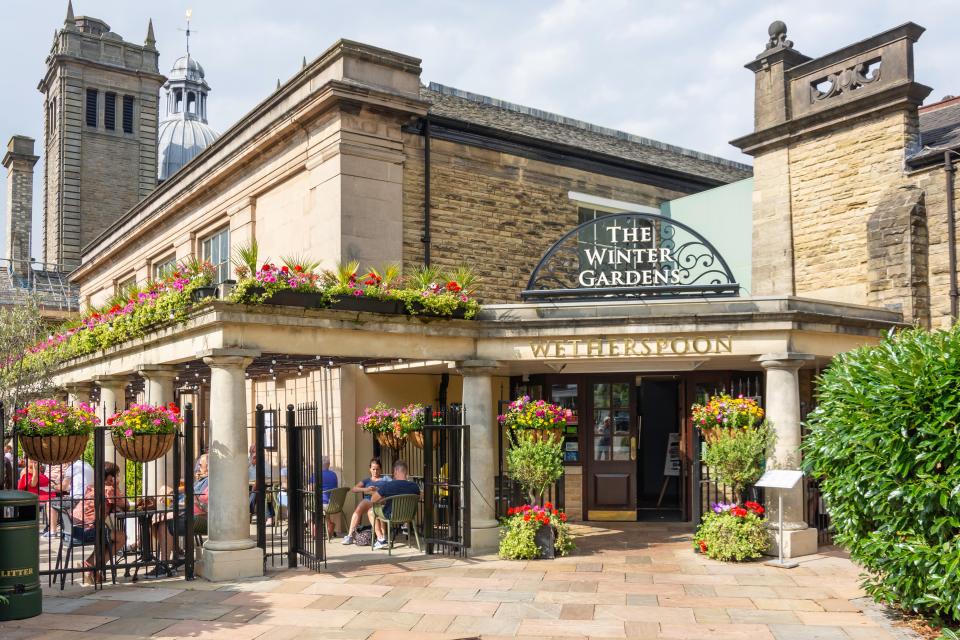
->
[341,457,390,545]
[70,462,128,584]
[18,460,59,535]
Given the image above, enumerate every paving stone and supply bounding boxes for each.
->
[249,608,361,628]
[623,621,660,639]
[594,604,695,623]
[517,618,626,637]
[693,607,731,624]
[753,597,824,611]
[625,594,657,606]
[153,620,274,639]
[1,614,119,632]
[659,622,775,639]
[560,603,594,620]
[816,598,860,612]
[659,594,755,609]
[305,594,351,609]
[339,596,408,612]
[724,607,802,625]
[84,616,176,636]
[494,602,563,619]
[446,614,522,636]
[795,611,878,627]
[842,626,897,639]
[769,624,851,640]
[474,589,537,602]
[84,586,181,602]
[343,611,423,631]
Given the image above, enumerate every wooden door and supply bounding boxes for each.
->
[586,378,637,520]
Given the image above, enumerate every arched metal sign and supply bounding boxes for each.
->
[521,212,739,300]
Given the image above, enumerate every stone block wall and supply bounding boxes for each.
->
[402,135,687,304]
[910,164,960,328]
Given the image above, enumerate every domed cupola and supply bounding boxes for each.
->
[157,12,219,182]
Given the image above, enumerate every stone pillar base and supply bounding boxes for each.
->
[468,525,500,556]
[765,526,818,559]
[198,547,263,581]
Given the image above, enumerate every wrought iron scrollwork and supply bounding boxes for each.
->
[521,212,739,301]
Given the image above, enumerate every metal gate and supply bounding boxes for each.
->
[254,403,325,571]
[422,406,470,556]
[2,401,196,588]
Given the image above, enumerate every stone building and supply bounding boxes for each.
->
[7,7,960,579]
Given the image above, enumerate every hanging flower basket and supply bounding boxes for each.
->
[410,430,425,449]
[376,432,407,450]
[499,396,571,445]
[19,434,89,466]
[12,400,99,465]
[112,432,176,463]
[109,402,182,462]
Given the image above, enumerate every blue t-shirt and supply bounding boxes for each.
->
[320,469,338,504]
[361,475,391,500]
[375,479,420,517]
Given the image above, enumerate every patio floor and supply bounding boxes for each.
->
[2,522,920,639]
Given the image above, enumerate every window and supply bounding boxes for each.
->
[122,96,134,134]
[104,92,116,131]
[85,89,98,127]
[201,228,230,284]
[153,255,177,280]
[187,92,196,114]
[116,276,136,295]
[173,89,182,113]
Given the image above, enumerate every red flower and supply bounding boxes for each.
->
[364,279,376,286]
[698,540,708,553]
[551,509,558,516]
[523,514,531,522]
[544,502,553,510]
[106,416,115,426]
[446,281,462,292]
[560,513,567,522]
[744,501,764,515]
[730,507,748,518]
[261,264,270,271]
[281,266,289,273]
[294,265,303,272]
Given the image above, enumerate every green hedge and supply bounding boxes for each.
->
[803,326,960,623]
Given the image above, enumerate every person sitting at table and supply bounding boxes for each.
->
[194,453,209,493]
[248,450,275,525]
[19,460,57,533]
[370,460,421,550]
[341,457,390,545]
[71,462,128,584]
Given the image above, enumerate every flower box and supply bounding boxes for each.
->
[265,289,326,309]
[376,432,407,450]
[405,300,468,319]
[330,296,402,314]
[113,432,176,462]
[190,286,217,302]
[19,434,89,465]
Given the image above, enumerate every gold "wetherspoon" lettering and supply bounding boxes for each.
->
[528,335,733,359]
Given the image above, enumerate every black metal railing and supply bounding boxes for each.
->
[494,400,564,519]
[422,406,469,556]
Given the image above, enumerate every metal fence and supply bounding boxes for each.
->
[2,402,197,589]
[0,258,79,311]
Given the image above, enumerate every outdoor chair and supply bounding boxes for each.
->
[371,494,421,555]
[322,487,349,540]
[53,508,116,589]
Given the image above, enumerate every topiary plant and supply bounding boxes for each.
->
[505,433,564,505]
[803,326,960,624]
[702,421,774,497]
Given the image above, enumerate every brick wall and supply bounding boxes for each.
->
[911,164,960,328]
[402,135,688,304]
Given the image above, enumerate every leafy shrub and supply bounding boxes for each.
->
[498,503,574,560]
[694,501,769,561]
[803,326,960,623]
[505,434,564,504]
[702,422,774,496]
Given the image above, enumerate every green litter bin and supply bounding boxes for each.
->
[0,490,41,621]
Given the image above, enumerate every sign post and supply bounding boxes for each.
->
[755,469,805,569]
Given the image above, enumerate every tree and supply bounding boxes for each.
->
[0,294,61,421]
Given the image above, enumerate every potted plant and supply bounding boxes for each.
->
[691,394,774,498]
[504,431,565,506]
[399,265,481,319]
[397,404,427,448]
[324,262,403,314]
[694,501,769,561]
[12,399,99,465]
[108,402,182,462]
[498,395,569,443]
[499,502,574,560]
[357,402,406,450]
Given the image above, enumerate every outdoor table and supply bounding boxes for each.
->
[115,507,176,580]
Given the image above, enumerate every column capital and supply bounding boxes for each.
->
[137,364,179,380]
[64,381,95,393]
[201,347,260,370]
[756,353,815,369]
[456,359,503,376]
[93,374,131,385]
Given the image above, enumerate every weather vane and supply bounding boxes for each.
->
[177,9,195,57]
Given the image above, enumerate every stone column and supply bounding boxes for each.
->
[759,352,817,558]
[94,375,129,470]
[65,382,95,406]
[3,136,39,279]
[138,365,178,497]
[200,348,262,581]
[458,360,501,555]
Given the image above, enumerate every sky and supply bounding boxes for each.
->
[2,0,960,262]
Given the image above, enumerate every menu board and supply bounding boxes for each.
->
[662,433,681,477]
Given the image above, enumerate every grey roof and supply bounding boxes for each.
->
[157,116,219,181]
[422,83,752,184]
[910,98,960,165]
[170,55,206,83]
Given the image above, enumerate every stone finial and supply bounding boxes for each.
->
[302,56,307,69]
[765,20,793,51]
[64,0,77,31]
[276,78,281,90]
[145,18,156,49]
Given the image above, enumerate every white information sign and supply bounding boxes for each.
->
[662,433,681,477]
[755,469,804,490]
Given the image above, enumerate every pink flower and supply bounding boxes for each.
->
[124,429,133,437]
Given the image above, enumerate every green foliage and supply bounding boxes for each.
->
[803,326,960,624]
[702,422,774,495]
[0,295,61,409]
[938,628,960,640]
[81,436,142,496]
[498,505,574,560]
[506,433,564,504]
[694,508,769,561]
[232,238,264,280]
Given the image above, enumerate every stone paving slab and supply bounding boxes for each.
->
[10,522,923,640]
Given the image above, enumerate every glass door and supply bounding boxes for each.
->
[586,378,637,520]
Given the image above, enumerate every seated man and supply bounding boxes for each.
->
[369,460,420,551]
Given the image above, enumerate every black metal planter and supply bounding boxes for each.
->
[534,525,556,559]
[329,296,402,314]
[190,286,217,302]
[265,290,326,309]
[407,301,468,319]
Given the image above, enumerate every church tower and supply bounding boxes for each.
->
[38,1,165,268]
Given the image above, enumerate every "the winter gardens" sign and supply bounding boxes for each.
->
[521,212,739,300]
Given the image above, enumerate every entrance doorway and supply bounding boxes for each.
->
[637,379,682,520]
[585,378,637,520]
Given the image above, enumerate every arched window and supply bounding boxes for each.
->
[187,92,196,114]
[173,89,183,114]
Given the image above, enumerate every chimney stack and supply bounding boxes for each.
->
[3,136,39,278]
